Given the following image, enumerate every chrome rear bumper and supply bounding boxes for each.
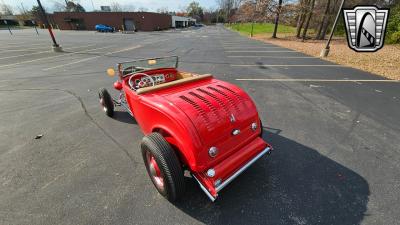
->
[193,146,271,202]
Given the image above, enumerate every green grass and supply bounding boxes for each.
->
[226,23,296,35]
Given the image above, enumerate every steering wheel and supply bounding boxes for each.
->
[128,73,155,91]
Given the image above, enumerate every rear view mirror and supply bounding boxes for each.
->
[107,68,115,77]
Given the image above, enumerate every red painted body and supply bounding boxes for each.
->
[117,68,271,198]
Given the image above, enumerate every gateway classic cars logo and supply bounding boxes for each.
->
[343,5,389,52]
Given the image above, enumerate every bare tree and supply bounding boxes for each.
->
[138,7,148,12]
[316,0,331,39]
[110,2,123,12]
[157,7,169,14]
[52,1,66,12]
[272,0,283,38]
[0,3,14,15]
[296,0,308,38]
[216,0,243,22]
[301,0,315,40]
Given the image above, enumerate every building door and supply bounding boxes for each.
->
[124,19,135,31]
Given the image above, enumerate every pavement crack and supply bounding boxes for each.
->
[0,88,139,165]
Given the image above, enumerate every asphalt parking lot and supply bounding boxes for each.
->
[1,26,399,225]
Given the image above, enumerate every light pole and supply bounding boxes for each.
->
[320,0,345,57]
[36,0,62,52]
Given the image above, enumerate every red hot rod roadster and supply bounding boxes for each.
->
[99,56,272,202]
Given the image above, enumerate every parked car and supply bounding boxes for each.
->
[99,56,273,202]
[95,24,114,32]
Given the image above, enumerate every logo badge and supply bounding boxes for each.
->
[343,6,389,52]
[230,114,236,123]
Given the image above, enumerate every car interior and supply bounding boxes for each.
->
[121,67,213,95]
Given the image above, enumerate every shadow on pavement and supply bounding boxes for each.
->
[174,129,369,225]
[112,111,137,125]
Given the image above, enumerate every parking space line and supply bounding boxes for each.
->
[0,42,48,48]
[0,45,115,68]
[0,44,97,60]
[224,47,284,49]
[42,45,141,71]
[227,55,314,58]
[226,50,296,53]
[231,64,344,67]
[235,78,400,82]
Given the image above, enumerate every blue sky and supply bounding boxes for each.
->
[1,0,217,12]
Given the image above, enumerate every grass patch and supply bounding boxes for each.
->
[226,23,296,35]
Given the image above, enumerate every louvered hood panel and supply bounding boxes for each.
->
[165,80,259,149]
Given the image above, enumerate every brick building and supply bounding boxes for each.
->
[51,12,172,31]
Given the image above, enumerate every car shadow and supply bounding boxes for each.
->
[173,128,369,225]
[112,111,137,125]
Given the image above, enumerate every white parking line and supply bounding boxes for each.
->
[228,55,314,58]
[224,47,283,49]
[226,50,295,53]
[42,45,141,71]
[0,42,48,48]
[0,45,115,68]
[231,64,344,67]
[0,44,97,60]
[235,78,400,82]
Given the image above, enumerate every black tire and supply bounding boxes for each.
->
[259,119,264,138]
[141,133,185,202]
[98,88,114,117]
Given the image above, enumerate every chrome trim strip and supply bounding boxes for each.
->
[216,147,271,192]
[193,175,216,202]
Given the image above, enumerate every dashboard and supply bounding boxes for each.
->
[132,73,176,87]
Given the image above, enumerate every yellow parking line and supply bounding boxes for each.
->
[236,78,399,82]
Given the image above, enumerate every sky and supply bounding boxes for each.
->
[1,0,218,13]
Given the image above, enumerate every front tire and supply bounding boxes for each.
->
[98,88,114,117]
[141,133,185,202]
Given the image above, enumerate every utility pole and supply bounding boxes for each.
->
[4,20,13,35]
[320,0,345,57]
[36,0,62,52]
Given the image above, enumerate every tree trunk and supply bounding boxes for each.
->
[316,0,331,39]
[272,0,283,38]
[301,0,316,40]
[296,0,307,38]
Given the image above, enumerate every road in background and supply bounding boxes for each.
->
[0,26,399,225]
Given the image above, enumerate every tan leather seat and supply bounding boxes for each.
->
[136,74,213,95]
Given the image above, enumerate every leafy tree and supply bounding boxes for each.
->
[30,5,41,19]
[187,1,204,20]
[386,3,400,43]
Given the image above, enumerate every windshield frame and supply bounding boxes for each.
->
[117,56,179,78]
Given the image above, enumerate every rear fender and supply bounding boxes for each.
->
[152,127,191,167]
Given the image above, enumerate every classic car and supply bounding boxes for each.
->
[99,56,272,202]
